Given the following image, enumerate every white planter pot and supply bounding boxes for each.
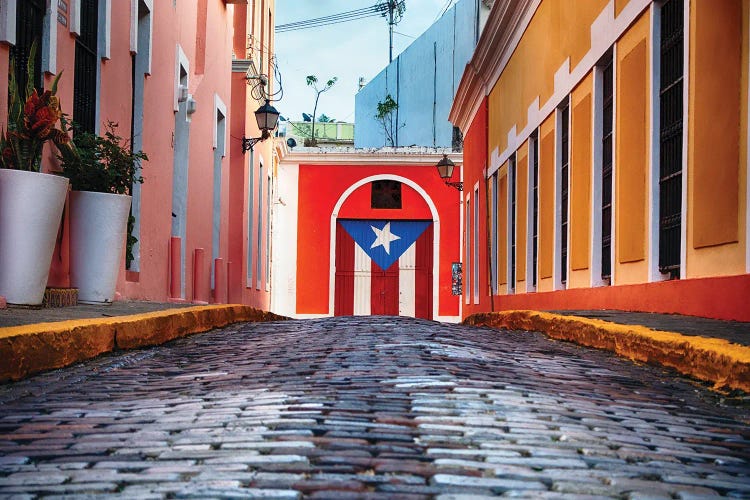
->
[0,169,69,305]
[69,191,132,304]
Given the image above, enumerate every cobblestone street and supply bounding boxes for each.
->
[0,316,748,498]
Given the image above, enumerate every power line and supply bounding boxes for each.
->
[275,6,384,33]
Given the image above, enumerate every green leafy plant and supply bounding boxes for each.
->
[58,121,147,194]
[0,41,69,171]
[304,75,337,146]
[375,93,403,147]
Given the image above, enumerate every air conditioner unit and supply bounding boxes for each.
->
[186,96,197,115]
[177,85,189,103]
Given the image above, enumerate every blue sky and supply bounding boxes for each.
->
[274,0,454,123]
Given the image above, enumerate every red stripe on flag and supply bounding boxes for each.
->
[334,222,354,316]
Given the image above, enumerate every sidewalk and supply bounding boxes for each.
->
[465,309,750,393]
[1,301,749,392]
[0,301,288,383]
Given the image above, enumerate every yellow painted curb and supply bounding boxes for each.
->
[464,310,750,393]
[0,305,288,382]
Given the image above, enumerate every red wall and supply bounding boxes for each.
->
[296,163,462,318]
[461,98,488,318]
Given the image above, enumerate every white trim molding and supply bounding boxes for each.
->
[0,0,16,45]
[130,0,153,74]
[98,0,111,60]
[213,93,227,155]
[591,58,605,287]
[70,0,81,35]
[174,44,189,113]
[526,133,537,292]
[679,0,689,280]
[42,0,56,74]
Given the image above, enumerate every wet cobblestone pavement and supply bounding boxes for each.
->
[0,316,749,498]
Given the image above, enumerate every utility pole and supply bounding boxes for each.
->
[378,0,405,63]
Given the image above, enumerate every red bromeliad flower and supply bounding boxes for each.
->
[23,90,63,141]
[0,41,68,171]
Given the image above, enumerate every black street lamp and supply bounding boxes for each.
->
[436,154,462,191]
[242,99,280,153]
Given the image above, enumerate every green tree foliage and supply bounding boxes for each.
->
[305,75,337,146]
[375,93,403,147]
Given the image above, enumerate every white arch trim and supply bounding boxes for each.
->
[328,174,442,320]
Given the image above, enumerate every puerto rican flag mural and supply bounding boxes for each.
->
[334,219,433,318]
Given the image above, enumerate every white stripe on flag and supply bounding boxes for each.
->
[399,243,416,317]
[353,243,371,315]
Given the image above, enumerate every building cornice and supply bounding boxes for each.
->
[279,148,462,167]
[449,0,539,134]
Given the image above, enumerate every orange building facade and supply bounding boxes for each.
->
[451,0,750,321]
[1,0,276,309]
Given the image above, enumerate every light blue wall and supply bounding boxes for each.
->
[355,0,484,148]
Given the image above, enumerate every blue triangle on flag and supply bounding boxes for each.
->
[339,220,431,270]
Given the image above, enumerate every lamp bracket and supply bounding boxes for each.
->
[242,130,270,153]
[445,180,463,191]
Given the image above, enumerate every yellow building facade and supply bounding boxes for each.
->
[451,0,749,321]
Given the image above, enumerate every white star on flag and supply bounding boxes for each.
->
[370,222,400,254]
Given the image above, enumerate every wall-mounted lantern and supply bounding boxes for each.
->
[242,99,280,153]
[436,154,463,191]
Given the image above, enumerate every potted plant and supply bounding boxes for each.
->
[58,121,147,304]
[0,42,71,305]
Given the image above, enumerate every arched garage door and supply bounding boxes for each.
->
[334,219,433,318]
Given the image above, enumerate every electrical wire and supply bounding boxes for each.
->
[276,5,385,33]
[433,0,455,22]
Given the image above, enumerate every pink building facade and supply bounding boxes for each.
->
[1,0,276,309]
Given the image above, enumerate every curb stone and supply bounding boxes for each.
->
[464,310,750,392]
[0,304,288,382]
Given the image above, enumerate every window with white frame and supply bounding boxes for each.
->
[465,196,471,304]
[246,151,255,286]
[473,187,479,303]
[491,172,498,295]
[530,132,539,290]
[657,0,684,278]
[73,0,99,133]
[600,51,614,282]
[558,99,570,287]
[256,161,264,290]
[508,154,517,293]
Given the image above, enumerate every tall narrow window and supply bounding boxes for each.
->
[509,154,517,291]
[531,132,539,289]
[74,0,99,133]
[12,0,45,94]
[473,188,479,302]
[560,102,570,285]
[491,172,498,294]
[658,0,683,277]
[465,197,471,304]
[246,152,255,286]
[256,162,264,289]
[128,0,152,273]
[601,53,614,281]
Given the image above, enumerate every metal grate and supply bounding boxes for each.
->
[509,154,516,289]
[601,53,614,281]
[531,133,539,288]
[73,0,99,133]
[11,0,45,95]
[560,102,569,285]
[658,0,683,277]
